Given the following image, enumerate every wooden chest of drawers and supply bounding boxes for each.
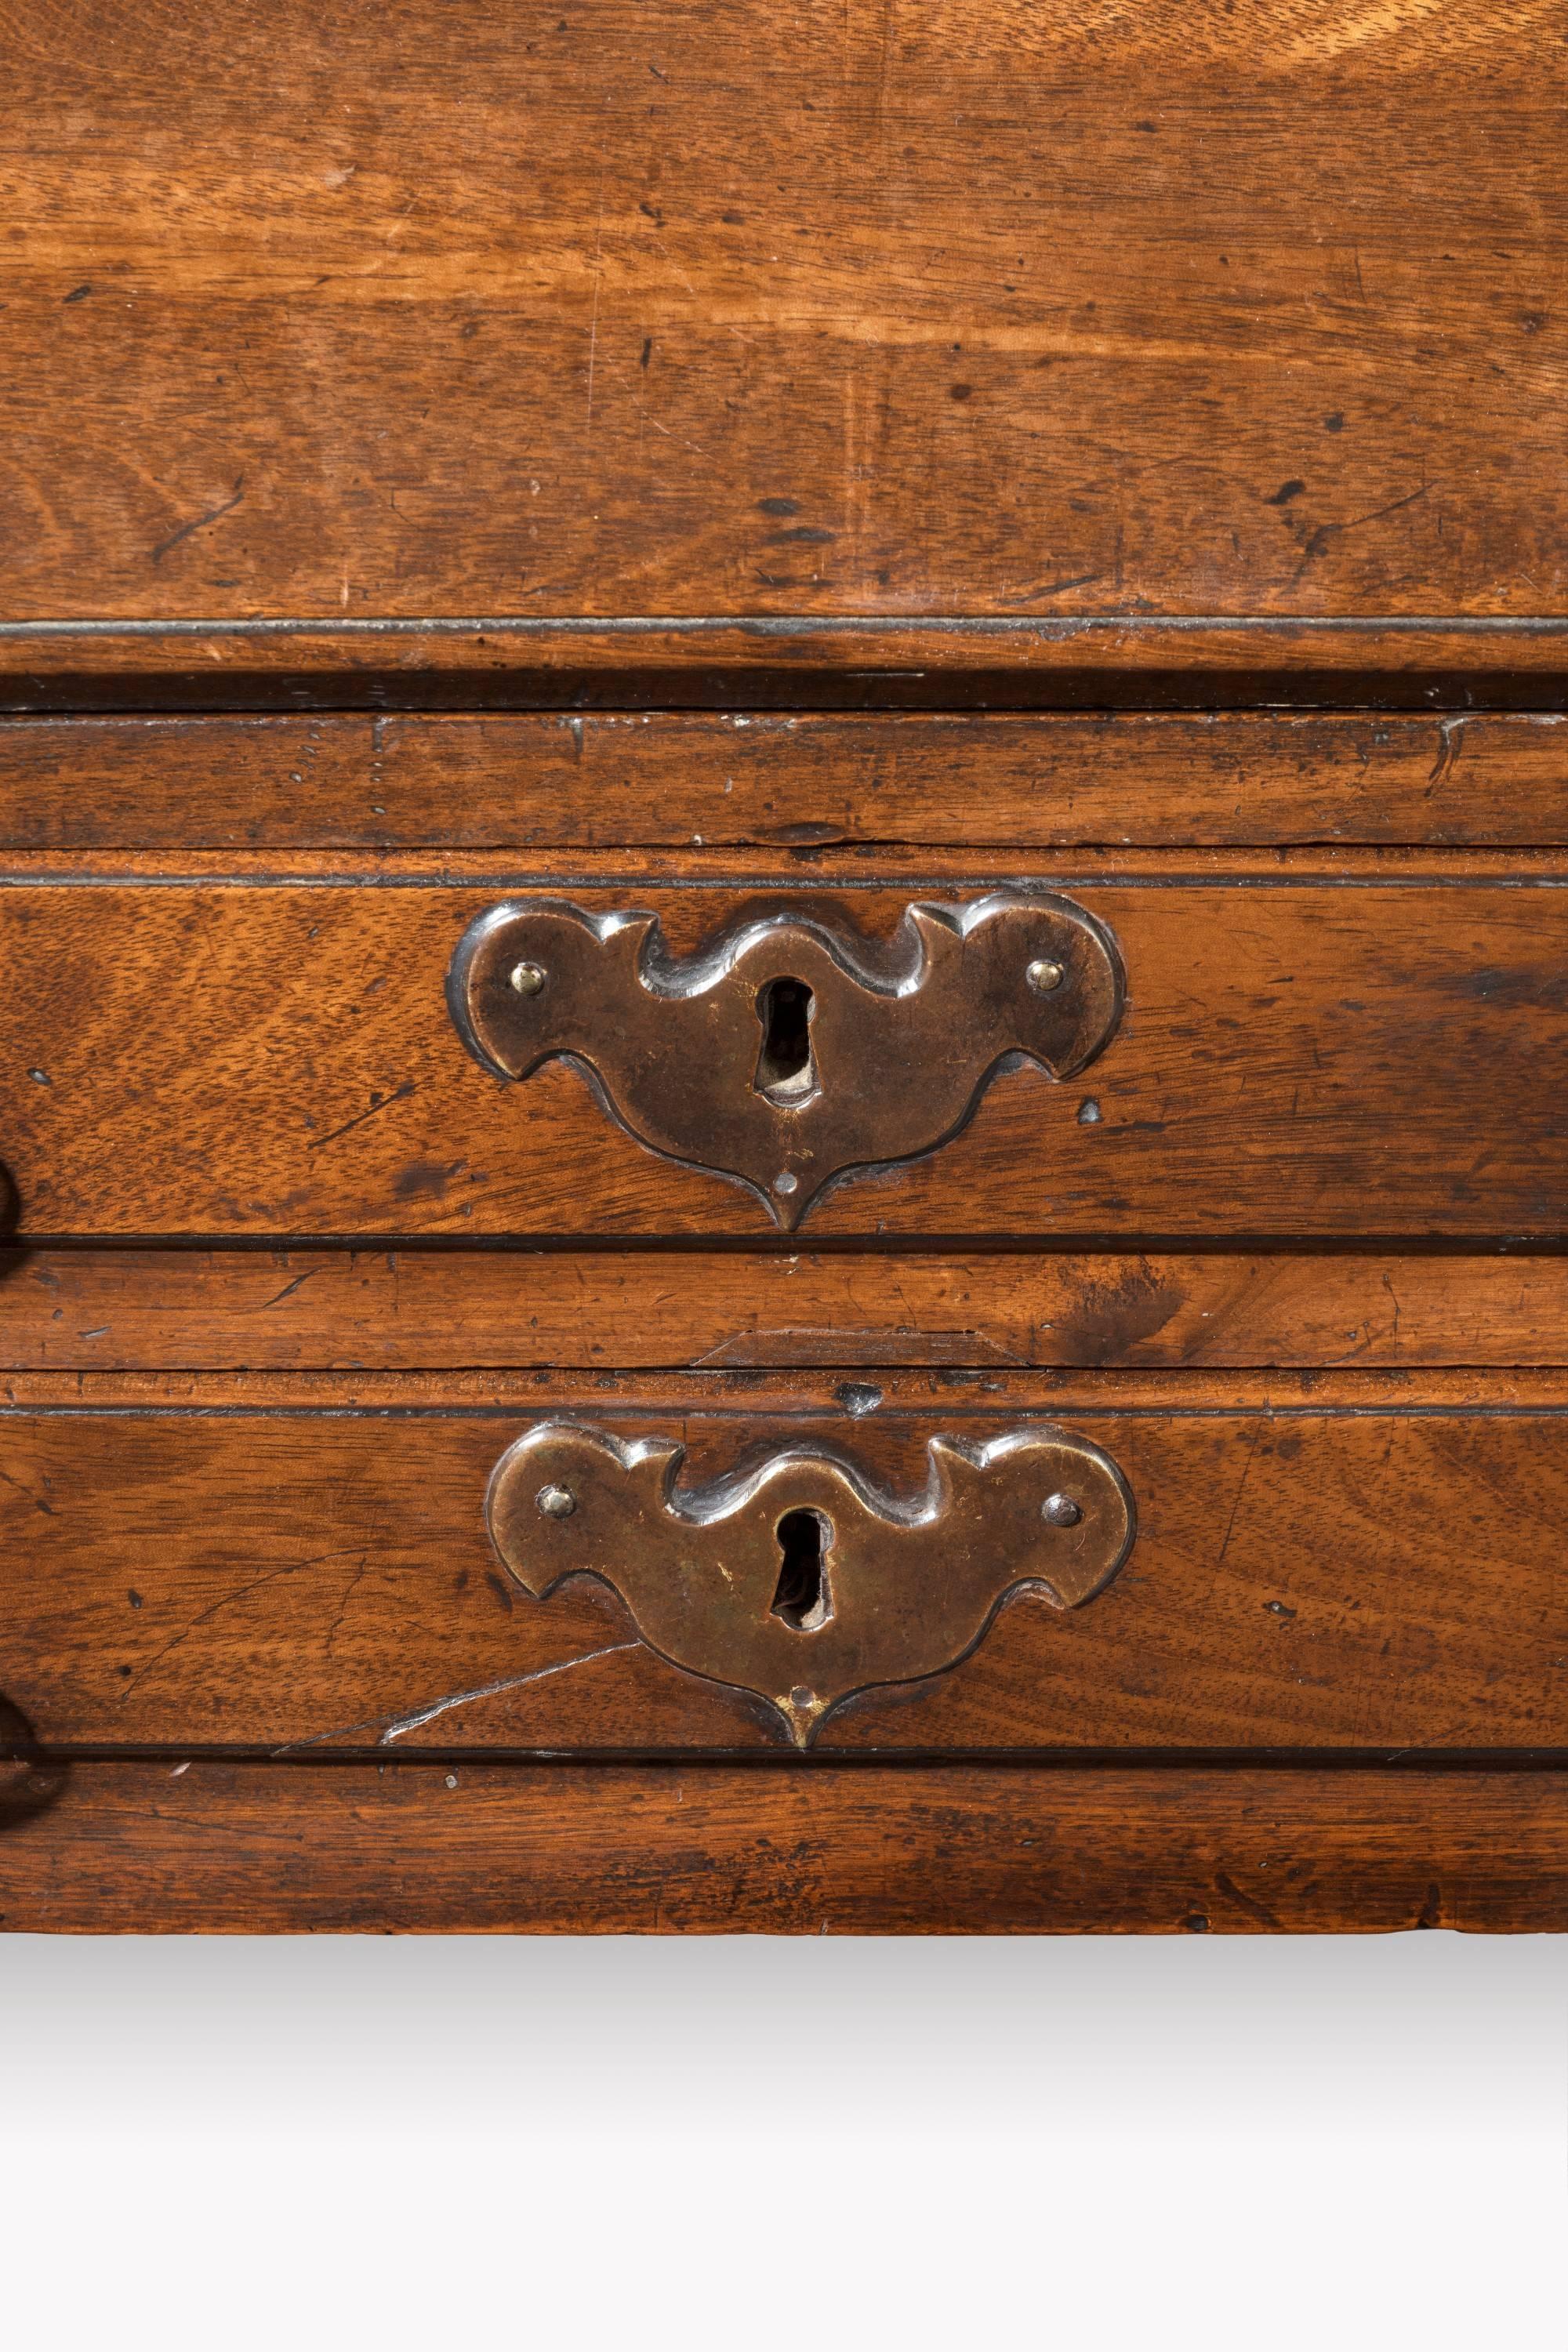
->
[4,0,1567,1932]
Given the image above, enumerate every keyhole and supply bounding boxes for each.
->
[771,1508,833,1632]
[753,976,818,1105]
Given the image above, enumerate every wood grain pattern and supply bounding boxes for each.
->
[5,877,1568,1238]
[5,1394,1567,1755]
[4,1,1564,622]
[4,711,1566,849]
[5,1760,1567,1933]
[7,1246,1568,1370]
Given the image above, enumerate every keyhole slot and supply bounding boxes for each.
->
[771,1508,833,1632]
[753,976,818,1105]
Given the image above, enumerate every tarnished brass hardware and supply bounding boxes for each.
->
[447,893,1123,1229]
[486,1419,1136,1746]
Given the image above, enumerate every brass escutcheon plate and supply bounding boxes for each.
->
[486,1420,1137,1745]
[447,892,1124,1228]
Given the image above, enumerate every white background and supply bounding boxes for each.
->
[2,1930,1563,2350]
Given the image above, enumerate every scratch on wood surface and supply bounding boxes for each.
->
[693,1326,1022,1367]
[321,1552,376,1654]
[618,387,710,459]
[273,1641,642,1751]
[1294,484,1432,576]
[119,1548,371,1701]
[1215,1421,1265,1565]
[148,476,246,566]
[379,1642,641,1742]
[585,168,607,434]
[1380,1269,1403,1343]
[1425,714,1467,793]
[0,1464,56,1519]
[257,1266,327,1310]
[1214,1867,1282,1930]
[305,1081,416,1151]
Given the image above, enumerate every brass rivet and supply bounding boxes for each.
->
[789,1685,817,1708]
[773,1171,799,1196]
[509,961,546,996]
[536,1483,576,1519]
[1042,1493,1082,1527]
[1026,958,1065,993]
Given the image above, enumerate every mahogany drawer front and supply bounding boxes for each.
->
[5,1383,1566,1759]
[4,873,1568,1240]
[3,5,1556,630]
[12,1760,1568,1936]
[4,712,1567,851]
[11,1247,1568,1372]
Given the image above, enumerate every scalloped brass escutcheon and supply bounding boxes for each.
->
[486,1420,1137,1745]
[447,892,1124,1229]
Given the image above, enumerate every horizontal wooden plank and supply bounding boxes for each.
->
[3,711,1566,849]
[8,1367,1568,1408]
[7,1247,1568,1371]
[4,623,1568,715]
[5,878,1568,1238]
[5,1393,1567,1755]
[5,1759,1567,1933]
[5,3,1563,623]
[12,844,1566,881]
